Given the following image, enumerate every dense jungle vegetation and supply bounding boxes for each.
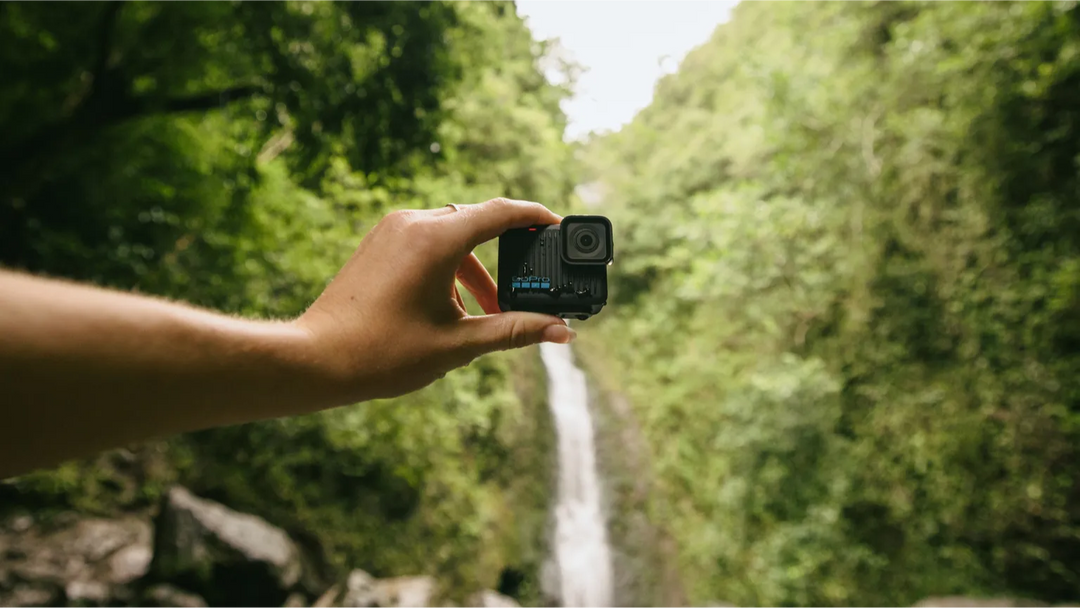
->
[583,1,1080,605]
[0,2,571,602]
[3,1,1080,606]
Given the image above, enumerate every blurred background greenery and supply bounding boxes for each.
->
[581,2,1080,605]
[1,2,571,603]
[2,1,1080,606]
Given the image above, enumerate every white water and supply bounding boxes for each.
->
[539,342,614,608]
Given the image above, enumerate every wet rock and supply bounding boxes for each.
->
[65,579,111,604]
[914,598,1049,608]
[151,486,302,606]
[144,583,208,607]
[0,514,151,606]
[467,589,520,607]
[332,572,495,608]
[373,575,436,607]
[9,515,32,533]
[1,583,62,607]
[341,569,378,607]
[309,574,434,608]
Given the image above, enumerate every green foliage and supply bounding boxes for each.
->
[584,1,1080,605]
[1,1,571,601]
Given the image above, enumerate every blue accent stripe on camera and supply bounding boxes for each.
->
[530,282,541,288]
[540,282,550,289]
[512,282,521,288]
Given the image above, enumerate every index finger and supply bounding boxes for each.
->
[444,198,562,253]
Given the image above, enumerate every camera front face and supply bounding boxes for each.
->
[561,216,613,265]
[497,215,613,320]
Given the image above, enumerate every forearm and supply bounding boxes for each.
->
[0,270,329,478]
[0,199,572,479]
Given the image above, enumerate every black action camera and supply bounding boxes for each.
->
[498,215,613,320]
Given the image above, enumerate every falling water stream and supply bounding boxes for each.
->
[539,341,614,607]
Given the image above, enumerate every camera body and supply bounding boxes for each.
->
[498,215,613,320]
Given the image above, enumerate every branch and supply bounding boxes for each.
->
[257,130,294,164]
[156,85,263,115]
[0,85,264,193]
[69,84,264,129]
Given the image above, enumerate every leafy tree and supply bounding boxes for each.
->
[0,2,574,602]
[584,2,1080,605]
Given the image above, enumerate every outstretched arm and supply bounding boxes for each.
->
[0,198,574,479]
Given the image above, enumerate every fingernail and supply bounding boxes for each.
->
[541,324,576,344]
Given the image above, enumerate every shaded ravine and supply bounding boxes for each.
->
[539,341,614,607]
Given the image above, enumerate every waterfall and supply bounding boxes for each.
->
[539,341,614,608]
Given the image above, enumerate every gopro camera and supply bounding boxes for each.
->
[498,215,613,320]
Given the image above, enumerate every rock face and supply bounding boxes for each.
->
[0,514,152,606]
[335,572,478,608]
[336,569,520,608]
[372,575,436,608]
[467,589,521,607]
[341,569,378,607]
[150,486,303,606]
[3,482,1073,608]
[914,598,1049,607]
[144,583,208,607]
[1,488,519,607]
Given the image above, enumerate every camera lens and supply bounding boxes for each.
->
[574,228,600,254]
[562,217,611,264]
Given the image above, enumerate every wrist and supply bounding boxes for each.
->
[236,318,344,417]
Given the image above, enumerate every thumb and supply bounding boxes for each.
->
[458,312,575,356]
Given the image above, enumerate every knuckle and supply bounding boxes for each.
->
[412,215,439,238]
[384,209,416,228]
[486,197,512,210]
[522,201,546,217]
[506,317,530,351]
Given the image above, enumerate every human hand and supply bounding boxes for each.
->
[294,198,575,406]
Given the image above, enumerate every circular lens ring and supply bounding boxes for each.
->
[573,227,600,254]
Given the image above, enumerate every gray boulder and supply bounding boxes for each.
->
[914,598,1049,608]
[315,573,436,607]
[0,514,151,606]
[467,589,520,607]
[331,572,523,608]
[1,583,62,607]
[341,569,378,607]
[372,575,436,607]
[144,583,208,607]
[151,486,302,606]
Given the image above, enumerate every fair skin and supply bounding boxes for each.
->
[0,198,575,479]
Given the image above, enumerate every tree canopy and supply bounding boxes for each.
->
[583,2,1080,605]
[0,2,574,602]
